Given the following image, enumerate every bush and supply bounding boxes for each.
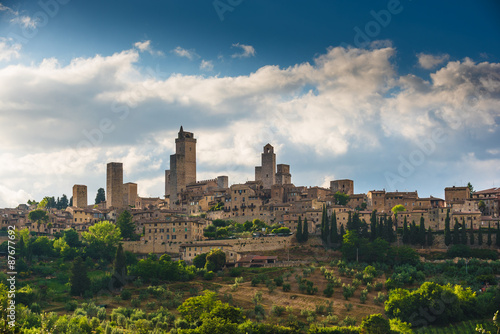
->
[324,283,334,298]
[282,283,291,292]
[374,282,383,291]
[251,277,260,287]
[271,305,286,316]
[203,271,215,280]
[274,276,284,287]
[65,300,78,311]
[131,298,140,307]
[342,284,356,300]
[120,289,131,300]
[360,314,390,334]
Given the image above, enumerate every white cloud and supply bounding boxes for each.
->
[10,15,38,29]
[200,59,214,71]
[172,46,197,60]
[0,37,21,62]
[417,53,450,69]
[0,42,499,207]
[134,40,163,56]
[0,3,18,15]
[231,43,256,58]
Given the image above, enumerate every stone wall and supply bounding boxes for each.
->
[122,236,294,255]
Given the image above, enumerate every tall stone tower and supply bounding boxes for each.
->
[72,184,87,208]
[255,144,276,189]
[106,162,124,209]
[276,164,291,185]
[165,126,197,202]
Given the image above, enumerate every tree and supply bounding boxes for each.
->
[426,227,434,247]
[178,290,218,323]
[205,248,226,272]
[28,209,49,233]
[360,314,391,334]
[302,217,309,242]
[62,228,80,247]
[469,223,475,245]
[113,244,127,288]
[334,191,350,206]
[116,210,136,240]
[461,218,467,245]
[95,188,106,204]
[330,211,338,244]
[322,206,329,243]
[391,205,406,217]
[453,218,460,245]
[478,225,483,245]
[487,222,492,247]
[402,217,409,245]
[296,216,303,243]
[193,253,207,269]
[69,196,73,207]
[478,200,486,214]
[444,209,452,247]
[370,210,377,241]
[57,194,69,210]
[82,221,122,261]
[70,257,90,296]
[467,182,474,197]
[497,223,500,247]
[419,216,426,247]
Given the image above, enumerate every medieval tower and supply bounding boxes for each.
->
[165,126,197,201]
[106,162,123,209]
[255,144,276,189]
[72,184,88,208]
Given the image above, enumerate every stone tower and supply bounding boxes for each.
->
[330,179,354,196]
[123,182,138,207]
[276,164,291,185]
[106,162,123,209]
[255,144,276,189]
[165,126,197,201]
[72,184,87,208]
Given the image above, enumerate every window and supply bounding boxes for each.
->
[185,228,188,232]
[173,228,175,232]
[185,234,187,239]
[172,235,176,240]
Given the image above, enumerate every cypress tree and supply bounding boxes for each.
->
[320,205,326,242]
[303,217,309,242]
[496,223,500,247]
[402,217,409,245]
[113,243,127,288]
[410,220,417,245]
[370,210,377,241]
[340,224,345,241]
[478,225,483,246]
[469,223,475,245]
[378,216,385,241]
[330,211,338,244]
[461,218,467,245]
[346,212,353,231]
[296,217,303,243]
[419,216,426,247]
[444,209,451,247]
[487,222,492,247]
[324,208,330,243]
[427,227,434,247]
[453,218,460,245]
[70,257,90,296]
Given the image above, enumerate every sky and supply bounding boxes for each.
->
[0,0,499,208]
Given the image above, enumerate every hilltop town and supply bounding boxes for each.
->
[2,127,499,263]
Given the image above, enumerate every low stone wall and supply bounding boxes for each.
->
[122,236,294,255]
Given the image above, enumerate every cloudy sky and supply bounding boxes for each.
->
[0,0,499,207]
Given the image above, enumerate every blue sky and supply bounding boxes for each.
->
[0,0,499,207]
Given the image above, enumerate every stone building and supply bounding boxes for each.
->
[72,184,87,208]
[165,126,197,202]
[276,164,292,185]
[255,144,276,189]
[106,162,123,209]
[445,186,470,206]
[330,179,354,196]
[123,182,138,207]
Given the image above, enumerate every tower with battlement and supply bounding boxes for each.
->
[165,126,197,201]
[255,144,276,189]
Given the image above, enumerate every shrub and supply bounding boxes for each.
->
[324,283,334,298]
[344,303,353,312]
[282,283,291,292]
[203,271,215,280]
[374,282,383,291]
[120,289,131,300]
[274,276,284,287]
[342,315,357,326]
[373,292,386,305]
[271,305,286,316]
[360,314,390,334]
[131,298,140,307]
[342,284,356,300]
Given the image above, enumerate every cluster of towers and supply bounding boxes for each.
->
[254,143,292,188]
